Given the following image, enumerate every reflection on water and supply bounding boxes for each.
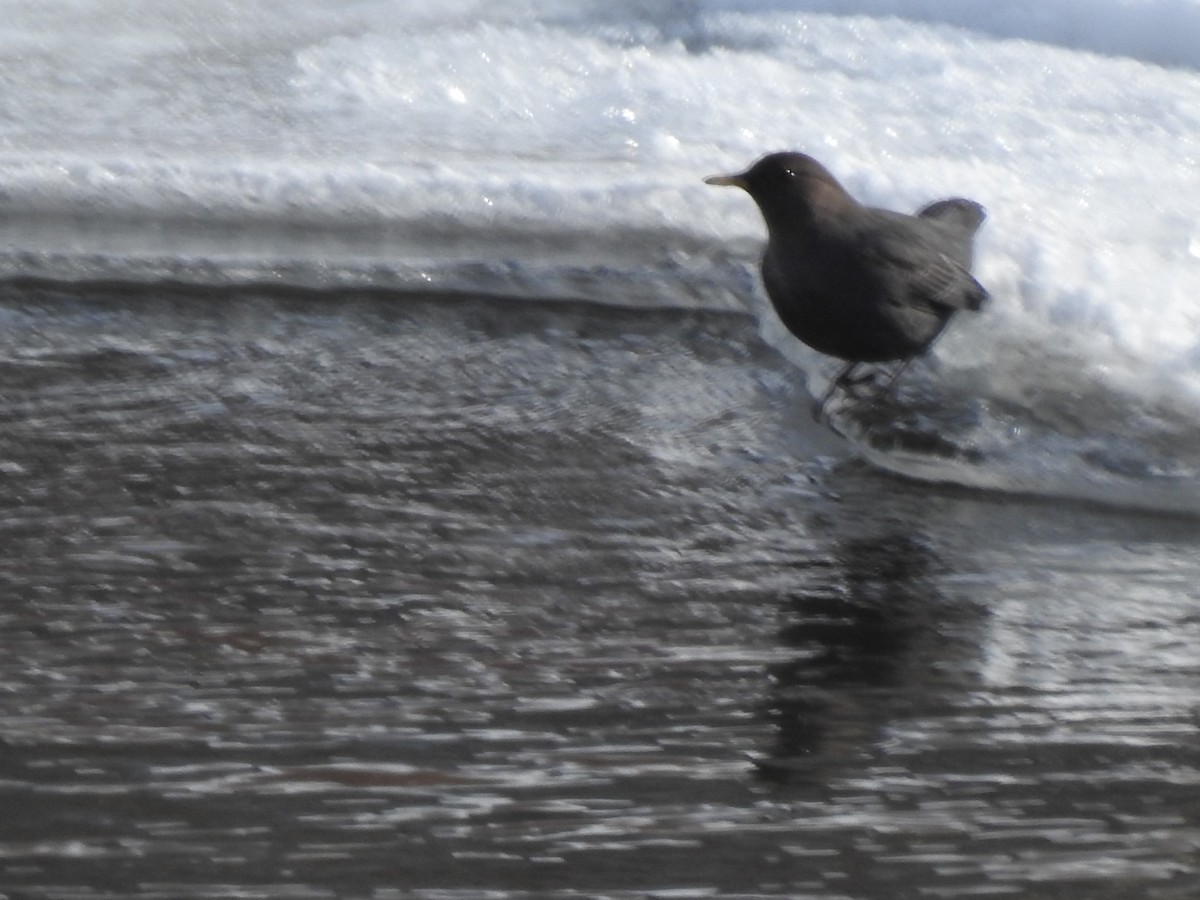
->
[1,285,1199,899]
[762,534,948,777]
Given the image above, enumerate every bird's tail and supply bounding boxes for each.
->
[917,198,986,236]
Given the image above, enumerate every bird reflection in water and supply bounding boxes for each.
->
[755,532,955,783]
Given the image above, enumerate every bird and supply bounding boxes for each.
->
[705,152,988,419]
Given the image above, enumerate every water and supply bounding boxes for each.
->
[4,2,1200,897]
[2,287,1200,899]
[4,0,1200,508]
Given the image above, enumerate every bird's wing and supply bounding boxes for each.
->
[870,225,989,313]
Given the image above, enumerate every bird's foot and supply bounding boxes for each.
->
[812,364,912,426]
[811,367,883,422]
[839,369,883,399]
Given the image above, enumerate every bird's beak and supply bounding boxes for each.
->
[704,172,748,189]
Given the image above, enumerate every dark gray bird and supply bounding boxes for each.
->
[705,152,988,418]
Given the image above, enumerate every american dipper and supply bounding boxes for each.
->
[705,152,987,418]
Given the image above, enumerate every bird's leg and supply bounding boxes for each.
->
[841,369,881,396]
[877,357,917,398]
[812,361,860,421]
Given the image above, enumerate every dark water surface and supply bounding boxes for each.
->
[2,286,1199,900]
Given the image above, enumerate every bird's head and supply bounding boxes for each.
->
[705,151,856,230]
